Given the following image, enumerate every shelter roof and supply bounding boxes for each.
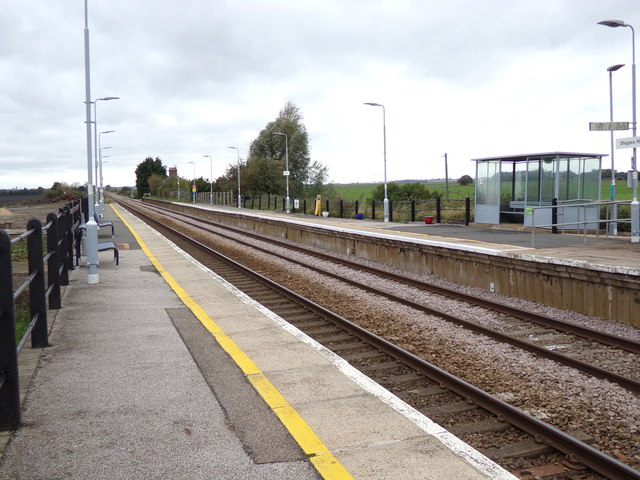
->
[471,152,607,163]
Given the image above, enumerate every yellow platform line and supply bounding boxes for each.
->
[111,204,354,480]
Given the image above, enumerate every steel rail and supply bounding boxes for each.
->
[142,199,640,355]
[132,201,640,393]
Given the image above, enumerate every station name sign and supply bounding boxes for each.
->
[616,136,640,149]
[589,121,630,131]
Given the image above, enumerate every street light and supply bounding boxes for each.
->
[98,130,114,216]
[227,147,241,208]
[92,97,119,216]
[608,64,625,235]
[202,155,213,205]
[599,19,639,242]
[187,161,196,203]
[83,0,99,284]
[272,132,290,213]
[364,102,389,222]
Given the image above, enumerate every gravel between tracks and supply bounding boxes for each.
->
[165,213,640,470]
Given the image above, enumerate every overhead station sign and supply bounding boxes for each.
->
[589,121,630,131]
[616,136,640,149]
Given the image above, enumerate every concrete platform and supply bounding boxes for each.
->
[0,203,515,479]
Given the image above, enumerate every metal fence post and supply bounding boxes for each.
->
[436,197,441,223]
[339,200,344,218]
[465,197,471,226]
[0,230,20,430]
[59,206,71,285]
[66,204,75,272]
[372,200,376,220]
[552,198,558,234]
[389,201,393,222]
[46,213,62,310]
[411,200,416,222]
[27,219,48,348]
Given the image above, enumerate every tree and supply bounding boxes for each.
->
[135,157,166,198]
[245,101,317,198]
[398,182,434,201]
[458,175,474,186]
[147,173,165,196]
[194,177,211,193]
[368,182,436,202]
[368,182,402,202]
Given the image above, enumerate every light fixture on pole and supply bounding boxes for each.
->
[364,102,389,222]
[203,155,213,205]
[83,0,99,284]
[187,161,196,203]
[272,132,290,213]
[599,20,639,242]
[92,97,119,216]
[227,147,241,208]
[98,130,114,216]
[607,64,624,236]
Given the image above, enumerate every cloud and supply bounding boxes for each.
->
[1,0,640,189]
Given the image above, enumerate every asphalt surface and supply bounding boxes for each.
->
[376,223,632,249]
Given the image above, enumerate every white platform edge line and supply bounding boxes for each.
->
[140,218,518,480]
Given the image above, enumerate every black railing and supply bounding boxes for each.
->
[0,201,80,430]
[231,195,473,225]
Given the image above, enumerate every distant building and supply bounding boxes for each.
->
[168,166,177,178]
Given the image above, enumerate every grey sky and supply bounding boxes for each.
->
[1,0,639,189]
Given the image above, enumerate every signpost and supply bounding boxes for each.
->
[616,136,640,149]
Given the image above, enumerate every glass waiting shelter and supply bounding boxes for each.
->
[473,152,604,227]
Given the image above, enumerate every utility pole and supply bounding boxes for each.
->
[444,153,450,200]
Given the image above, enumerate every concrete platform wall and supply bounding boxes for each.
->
[144,199,639,327]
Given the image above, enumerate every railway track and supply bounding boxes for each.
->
[115,197,640,480]
[135,199,640,391]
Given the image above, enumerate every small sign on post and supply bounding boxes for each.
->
[589,121,630,131]
[616,136,640,149]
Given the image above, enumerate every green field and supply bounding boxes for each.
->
[333,181,474,201]
[333,181,636,202]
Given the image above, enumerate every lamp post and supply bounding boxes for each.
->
[187,161,196,203]
[203,155,213,205]
[599,20,639,242]
[83,0,99,284]
[92,97,119,216]
[98,130,114,217]
[227,147,241,208]
[272,132,290,213]
[608,64,625,235]
[364,102,389,222]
